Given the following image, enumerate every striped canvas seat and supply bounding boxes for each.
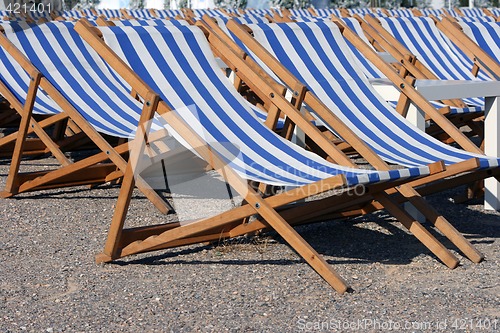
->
[460,7,485,18]
[347,8,373,16]
[111,19,190,27]
[125,9,156,19]
[92,23,429,187]
[458,16,496,22]
[191,9,228,18]
[459,21,500,64]
[387,9,414,18]
[3,22,153,138]
[235,15,270,24]
[246,9,275,17]
[315,8,341,17]
[154,9,183,18]
[243,22,499,169]
[377,17,490,107]
[94,9,122,19]
[341,17,484,115]
[61,10,85,19]
[289,9,313,17]
[0,22,61,115]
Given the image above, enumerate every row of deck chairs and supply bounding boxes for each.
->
[0,11,498,294]
[4,6,500,22]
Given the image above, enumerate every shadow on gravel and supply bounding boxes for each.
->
[110,194,499,269]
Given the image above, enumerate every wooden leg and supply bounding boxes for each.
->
[98,93,164,261]
[397,185,483,263]
[4,73,41,194]
[373,192,459,269]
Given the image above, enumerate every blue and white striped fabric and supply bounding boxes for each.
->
[491,8,500,17]
[387,9,414,18]
[377,17,490,107]
[245,22,499,169]
[458,16,496,22]
[62,10,85,19]
[3,22,153,137]
[191,9,228,18]
[125,9,156,18]
[155,9,183,18]
[420,8,447,17]
[235,15,270,24]
[348,8,373,16]
[460,7,485,17]
[459,21,500,64]
[96,23,429,187]
[82,9,95,17]
[0,22,61,115]
[341,18,385,79]
[112,19,189,27]
[292,16,324,22]
[95,9,122,18]
[341,18,482,114]
[315,8,341,17]
[289,9,313,17]
[245,9,275,17]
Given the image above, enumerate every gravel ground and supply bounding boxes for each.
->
[0,157,499,332]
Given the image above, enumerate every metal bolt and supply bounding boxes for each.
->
[400,83,405,89]
[105,151,110,155]
[294,91,299,96]
[255,203,260,209]
[269,93,275,98]
[146,101,151,106]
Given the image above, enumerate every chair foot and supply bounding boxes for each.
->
[0,191,13,198]
[95,253,113,264]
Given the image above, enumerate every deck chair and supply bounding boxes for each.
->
[86,18,490,268]
[437,17,500,80]
[332,16,487,146]
[357,15,493,147]
[0,21,172,214]
[0,21,95,160]
[266,14,485,139]
[219,20,500,218]
[72,20,473,291]
[337,17,485,113]
[363,16,491,108]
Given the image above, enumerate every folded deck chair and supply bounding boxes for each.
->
[437,17,500,80]
[222,21,500,218]
[73,20,472,291]
[0,22,172,214]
